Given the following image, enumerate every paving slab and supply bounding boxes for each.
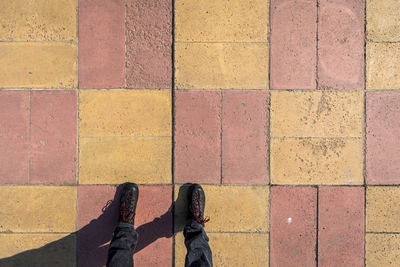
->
[175,43,269,90]
[174,91,221,184]
[0,233,76,266]
[318,186,364,267]
[0,0,76,41]
[366,234,400,267]
[270,186,317,267]
[318,0,365,90]
[0,186,76,233]
[79,137,171,184]
[270,91,364,138]
[77,185,172,267]
[366,92,400,184]
[78,0,125,89]
[175,0,268,42]
[79,90,171,137]
[30,91,77,184]
[367,0,400,42]
[174,185,269,233]
[367,186,400,232]
[0,91,29,184]
[222,91,268,184]
[175,233,269,266]
[367,43,400,90]
[0,43,77,88]
[126,0,172,89]
[271,138,363,185]
[270,0,317,89]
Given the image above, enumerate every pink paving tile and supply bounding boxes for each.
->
[270,187,317,267]
[174,91,221,184]
[78,0,125,89]
[318,186,364,267]
[318,0,365,90]
[30,91,77,184]
[270,0,317,89]
[367,92,400,184]
[77,185,172,267]
[0,91,29,184]
[126,0,172,89]
[222,91,268,184]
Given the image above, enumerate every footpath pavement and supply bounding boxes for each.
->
[0,0,400,266]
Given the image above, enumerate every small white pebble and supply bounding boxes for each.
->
[287,217,292,224]
[347,179,352,184]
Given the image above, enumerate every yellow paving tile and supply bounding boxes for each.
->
[0,43,77,88]
[79,90,171,137]
[0,233,75,265]
[79,137,171,184]
[174,185,268,232]
[0,186,76,232]
[367,187,400,232]
[271,91,363,138]
[175,43,268,90]
[175,0,268,42]
[270,138,363,185]
[367,43,400,90]
[366,234,400,267]
[175,233,269,266]
[0,0,76,41]
[367,0,400,42]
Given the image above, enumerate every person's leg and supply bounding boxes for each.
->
[184,220,212,267]
[107,222,138,267]
[106,183,139,267]
[184,184,213,267]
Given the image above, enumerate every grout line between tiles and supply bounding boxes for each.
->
[171,0,176,265]
[363,1,367,265]
[124,0,127,89]
[6,183,394,187]
[270,136,363,140]
[268,0,272,265]
[366,232,400,235]
[76,0,79,260]
[175,41,268,44]
[316,185,319,266]
[316,0,320,90]
[0,40,77,44]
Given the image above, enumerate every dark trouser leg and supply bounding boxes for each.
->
[106,222,138,267]
[184,220,213,267]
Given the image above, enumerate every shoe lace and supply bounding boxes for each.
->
[190,192,210,225]
[102,200,113,212]
[120,193,135,223]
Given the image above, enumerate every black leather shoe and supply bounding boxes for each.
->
[119,183,139,225]
[189,184,209,225]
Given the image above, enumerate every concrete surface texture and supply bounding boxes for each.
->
[0,0,399,266]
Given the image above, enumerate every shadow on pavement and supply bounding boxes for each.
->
[0,183,192,267]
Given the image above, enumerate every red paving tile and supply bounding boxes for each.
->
[77,185,118,267]
[174,91,221,184]
[318,0,365,90]
[30,91,77,184]
[222,91,268,184]
[126,0,172,89]
[367,92,400,184]
[0,91,29,184]
[78,0,125,89]
[134,185,172,266]
[77,185,172,267]
[270,0,317,89]
[270,187,317,267]
[318,186,364,267]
